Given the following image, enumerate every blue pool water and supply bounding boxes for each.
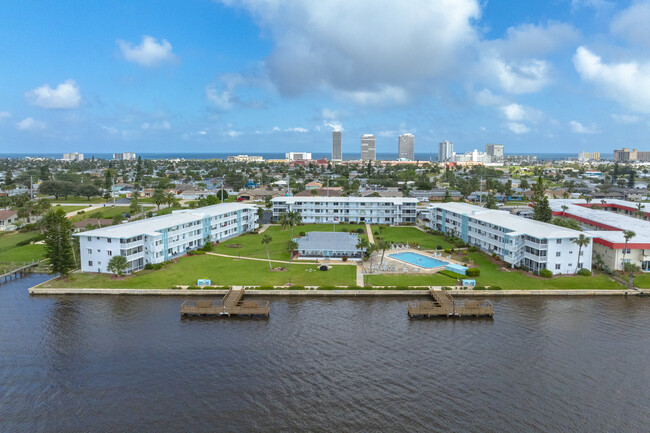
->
[389,252,449,268]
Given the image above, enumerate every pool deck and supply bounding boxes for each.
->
[364,248,467,275]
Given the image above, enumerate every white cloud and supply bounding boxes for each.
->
[323,122,343,132]
[337,85,409,106]
[225,130,242,138]
[611,114,640,124]
[573,46,650,113]
[206,85,234,110]
[16,117,45,131]
[483,57,551,94]
[0,111,10,120]
[141,121,171,130]
[474,88,507,106]
[611,1,650,49]
[501,103,526,121]
[507,122,530,134]
[220,0,480,100]
[378,130,397,138]
[489,22,579,59]
[272,126,281,132]
[285,127,308,133]
[569,120,600,134]
[117,35,177,67]
[25,80,81,109]
[571,0,615,12]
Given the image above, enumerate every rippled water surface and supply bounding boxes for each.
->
[1,274,649,432]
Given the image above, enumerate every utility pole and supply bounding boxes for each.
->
[112,177,116,207]
[30,175,33,199]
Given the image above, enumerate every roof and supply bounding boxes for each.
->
[272,196,418,204]
[0,210,17,220]
[297,231,360,251]
[73,218,113,228]
[294,189,344,197]
[73,202,256,239]
[429,202,584,239]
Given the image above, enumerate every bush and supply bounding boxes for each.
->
[16,234,44,246]
[444,248,451,254]
[473,286,487,290]
[492,252,499,258]
[342,256,348,262]
[539,269,553,278]
[488,286,502,290]
[341,228,349,232]
[623,262,640,273]
[299,231,306,237]
[442,286,452,290]
[577,268,591,276]
[468,246,478,252]
[187,285,201,290]
[439,270,464,279]
[201,242,213,252]
[465,268,480,277]
[356,228,365,234]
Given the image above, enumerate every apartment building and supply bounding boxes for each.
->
[75,203,258,274]
[113,152,136,161]
[332,130,342,161]
[398,133,414,160]
[360,134,376,161]
[550,198,650,271]
[271,197,418,224]
[62,152,84,161]
[427,202,591,275]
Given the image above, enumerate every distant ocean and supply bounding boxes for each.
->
[0,152,613,162]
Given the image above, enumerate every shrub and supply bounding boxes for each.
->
[577,268,591,276]
[374,231,379,236]
[171,286,181,290]
[187,285,201,290]
[144,263,154,270]
[288,285,305,290]
[201,242,213,252]
[473,286,487,290]
[436,245,443,250]
[438,270,464,279]
[442,286,452,290]
[356,228,365,234]
[492,252,499,258]
[468,246,478,252]
[444,248,451,254]
[341,228,349,232]
[16,234,44,246]
[342,256,348,262]
[465,268,480,277]
[488,286,502,290]
[539,269,553,278]
[299,231,306,237]
[623,262,640,273]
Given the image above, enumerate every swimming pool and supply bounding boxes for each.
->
[389,252,449,268]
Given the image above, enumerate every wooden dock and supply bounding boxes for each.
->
[0,261,40,285]
[180,288,270,318]
[408,289,494,318]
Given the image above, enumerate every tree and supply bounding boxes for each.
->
[356,237,370,259]
[534,196,552,222]
[217,190,229,202]
[130,195,141,215]
[485,192,498,209]
[561,205,569,216]
[256,207,264,221]
[520,178,529,190]
[79,184,100,200]
[572,234,590,274]
[152,189,166,210]
[376,238,391,269]
[287,240,298,263]
[164,191,176,207]
[622,230,636,270]
[261,234,273,270]
[107,255,128,277]
[279,210,302,241]
[43,208,76,276]
[584,196,592,205]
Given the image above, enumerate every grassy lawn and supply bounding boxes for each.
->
[214,224,368,261]
[633,273,650,288]
[44,254,356,288]
[71,206,133,222]
[49,196,108,204]
[374,226,453,250]
[55,205,91,213]
[465,253,625,290]
[365,273,457,286]
[0,230,45,267]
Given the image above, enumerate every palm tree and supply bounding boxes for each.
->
[584,196,592,205]
[572,234,590,274]
[151,189,165,210]
[356,237,370,260]
[287,240,298,263]
[164,191,176,207]
[280,210,302,241]
[376,238,391,269]
[561,205,568,217]
[622,230,636,270]
[636,203,646,219]
[261,234,273,270]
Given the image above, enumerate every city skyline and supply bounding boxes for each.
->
[2,1,650,154]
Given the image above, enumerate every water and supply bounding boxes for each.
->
[389,251,450,268]
[0,152,606,161]
[1,274,648,432]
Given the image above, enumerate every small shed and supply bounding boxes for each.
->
[462,279,476,287]
[197,279,211,286]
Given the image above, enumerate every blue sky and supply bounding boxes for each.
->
[1,0,650,155]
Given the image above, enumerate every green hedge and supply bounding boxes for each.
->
[438,270,464,279]
[539,269,553,278]
[465,268,480,277]
[577,268,591,276]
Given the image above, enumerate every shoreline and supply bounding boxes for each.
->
[29,287,645,296]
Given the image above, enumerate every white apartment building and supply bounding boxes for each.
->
[360,134,376,161]
[113,152,136,161]
[438,140,454,162]
[62,153,84,161]
[332,130,342,161]
[427,202,592,275]
[454,149,491,163]
[271,197,418,224]
[485,144,504,161]
[75,203,258,274]
[398,133,414,160]
[227,155,264,162]
[286,152,312,161]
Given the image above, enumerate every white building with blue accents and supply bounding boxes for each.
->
[75,203,258,274]
[426,202,592,275]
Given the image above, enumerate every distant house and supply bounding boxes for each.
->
[237,188,282,201]
[72,218,114,233]
[0,210,18,228]
[295,188,343,197]
[295,231,364,260]
[178,190,215,200]
[305,181,323,190]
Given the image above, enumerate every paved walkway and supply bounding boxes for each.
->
[258,224,272,233]
[356,264,364,286]
[366,223,374,243]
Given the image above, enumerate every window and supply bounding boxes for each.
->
[555,264,561,270]
[87,249,92,254]
[556,239,562,244]
[107,251,112,256]
[556,252,561,257]
[107,238,112,243]
[87,237,92,242]
[88,261,93,266]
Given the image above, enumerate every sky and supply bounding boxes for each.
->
[1,0,650,155]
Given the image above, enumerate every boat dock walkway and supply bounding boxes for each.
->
[180,288,270,318]
[408,289,494,318]
[1,261,41,285]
